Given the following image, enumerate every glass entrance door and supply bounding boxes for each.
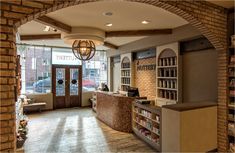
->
[52,65,82,109]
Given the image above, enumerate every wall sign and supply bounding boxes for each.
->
[137,64,156,71]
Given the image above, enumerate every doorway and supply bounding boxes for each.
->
[52,65,82,109]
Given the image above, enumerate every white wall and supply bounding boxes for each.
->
[107,24,201,57]
[26,91,93,109]
[26,93,53,110]
[182,49,218,102]
[81,91,93,107]
[112,62,121,92]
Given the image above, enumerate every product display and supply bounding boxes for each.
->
[121,55,132,91]
[16,97,28,149]
[156,44,180,104]
[132,103,161,151]
[228,46,235,152]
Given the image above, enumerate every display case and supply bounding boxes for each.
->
[120,53,133,91]
[228,46,235,152]
[16,55,21,97]
[132,102,161,151]
[156,42,181,106]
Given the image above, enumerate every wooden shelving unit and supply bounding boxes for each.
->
[228,46,235,152]
[16,55,21,97]
[156,42,181,106]
[120,53,133,91]
[132,102,161,151]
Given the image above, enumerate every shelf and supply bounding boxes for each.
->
[157,97,177,103]
[151,119,160,124]
[121,68,130,70]
[229,95,235,98]
[121,76,130,78]
[228,104,235,109]
[133,128,160,151]
[133,119,152,131]
[157,87,177,91]
[133,110,160,124]
[157,77,177,79]
[121,84,130,86]
[136,112,152,120]
[157,65,177,68]
[228,65,235,68]
[152,130,160,136]
[132,102,161,151]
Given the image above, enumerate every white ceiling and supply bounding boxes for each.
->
[18,21,60,35]
[18,0,234,48]
[47,1,188,31]
[18,1,189,48]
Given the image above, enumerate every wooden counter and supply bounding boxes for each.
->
[161,102,217,152]
[162,101,217,111]
[96,91,145,133]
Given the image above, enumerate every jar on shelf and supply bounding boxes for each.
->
[159,80,162,87]
[166,80,170,88]
[159,59,163,66]
[162,58,166,66]
[166,58,169,66]
[159,90,163,98]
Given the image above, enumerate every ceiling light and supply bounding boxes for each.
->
[43,26,50,32]
[141,20,150,24]
[105,23,113,27]
[103,12,113,16]
[72,40,96,61]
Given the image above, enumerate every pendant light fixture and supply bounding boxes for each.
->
[72,40,96,61]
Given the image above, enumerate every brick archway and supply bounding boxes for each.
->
[0,0,228,152]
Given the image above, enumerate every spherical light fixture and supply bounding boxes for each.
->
[72,40,96,61]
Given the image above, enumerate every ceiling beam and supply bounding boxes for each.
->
[20,34,61,41]
[105,29,172,37]
[103,42,119,49]
[35,15,71,33]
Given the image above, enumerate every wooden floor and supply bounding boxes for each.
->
[24,108,156,153]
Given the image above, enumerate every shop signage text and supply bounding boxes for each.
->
[137,64,156,71]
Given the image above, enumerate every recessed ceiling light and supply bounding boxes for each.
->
[105,23,113,27]
[43,26,50,32]
[141,20,150,24]
[103,12,113,16]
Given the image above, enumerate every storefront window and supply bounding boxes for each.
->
[82,51,107,91]
[17,45,52,94]
[17,44,107,94]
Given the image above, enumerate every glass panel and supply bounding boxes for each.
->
[17,45,52,94]
[56,68,65,96]
[70,69,79,95]
[82,51,107,92]
[52,48,82,65]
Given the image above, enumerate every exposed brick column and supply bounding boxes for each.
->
[0,16,17,152]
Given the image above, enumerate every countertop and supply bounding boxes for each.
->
[162,101,217,112]
[96,91,146,99]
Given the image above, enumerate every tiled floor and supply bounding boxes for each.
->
[24,108,156,153]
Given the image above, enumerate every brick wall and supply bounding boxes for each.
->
[0,16,17,152]
[134,58,156,100]
[0,0,229,152]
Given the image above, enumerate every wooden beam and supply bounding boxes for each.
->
[103,42,118,49]
[35,15,71,33]
[105,29,172,37]
[20,34,61,41]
